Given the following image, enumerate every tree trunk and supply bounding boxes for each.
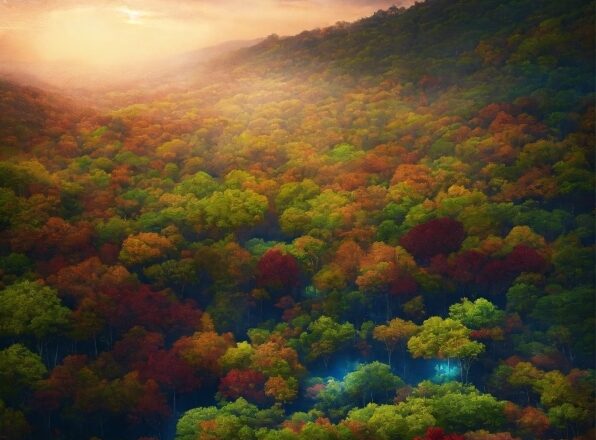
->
[459,359,464,382]
[259,301,263,322]
[385,292,391,321]
[387,349,393,369]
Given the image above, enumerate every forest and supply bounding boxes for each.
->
[0,0,594,439]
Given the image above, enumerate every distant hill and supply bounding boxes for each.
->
[228,0,593,76]
[0,79,94,157]
[193,0,593,139]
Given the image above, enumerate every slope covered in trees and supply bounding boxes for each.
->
[0,0,594,439]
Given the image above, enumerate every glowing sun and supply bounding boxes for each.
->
[116,6,145,25]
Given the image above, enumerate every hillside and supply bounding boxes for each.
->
[232,0,593,74]
[0,80,96,158]
[0,0,594,439]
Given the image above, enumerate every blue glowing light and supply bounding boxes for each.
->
[325,360,360,381]
[432,361,460,382]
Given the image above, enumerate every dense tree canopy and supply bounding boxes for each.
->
[0,0,593,438]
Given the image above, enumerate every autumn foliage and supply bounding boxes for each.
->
[400,217,465,261]
[0,0,594,439]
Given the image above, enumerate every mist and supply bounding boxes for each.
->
[0,0,414,88]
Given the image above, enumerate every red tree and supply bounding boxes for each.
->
[101,285,201,334]
[504,245,547,274]
[389,272,418,297]
[414,427,465,440]
[449,250,489,284]
[218,369,267,403]
[131,379,170,424]
[111,326,164,370]
[478,245,547,287]
[142,349,201,394]
[256,249,300,292]
[400,218,465,261]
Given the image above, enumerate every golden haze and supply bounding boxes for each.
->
[0,0,412,74]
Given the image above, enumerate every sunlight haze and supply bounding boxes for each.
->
[0,0,414,73]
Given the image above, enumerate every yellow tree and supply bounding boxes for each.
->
[264,376,298,404]
[373,318,418,370]
[408,317,484,382]
[119,232,174,266]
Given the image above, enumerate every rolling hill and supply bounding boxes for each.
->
[0,0,594,439]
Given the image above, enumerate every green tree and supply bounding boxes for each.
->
[0,344,47,403]
[95,216,133,244]
[219,342,255,372]
[176,398,284,440]
[347,404,411,440]
[0,400,30,440]
[448,298,504,329]
[143,258,198,293]
[548,403,591,436]
[176,405,220,440]
[429,388,506,432]
[344,362,403,406]
[174,171,219,198]
[200,189,268,230]
[313,378,350,420]
[506,283,541,315]
[0,281,70,343]
[299,316,355,369]
[280,208,312,237]
[275,179,320,212]
[307,190,350,232]
[408,317,484,382]
[0,188,21,229]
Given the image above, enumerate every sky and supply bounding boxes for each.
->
[0,0,415,68]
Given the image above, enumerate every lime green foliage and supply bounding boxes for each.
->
[448,298,505,329]
[344,362,403,405]
[0,344,47,402]
[200,189,268,230]
[176,398,284,440]
[0,281,70,340]
[299,316,355,366]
